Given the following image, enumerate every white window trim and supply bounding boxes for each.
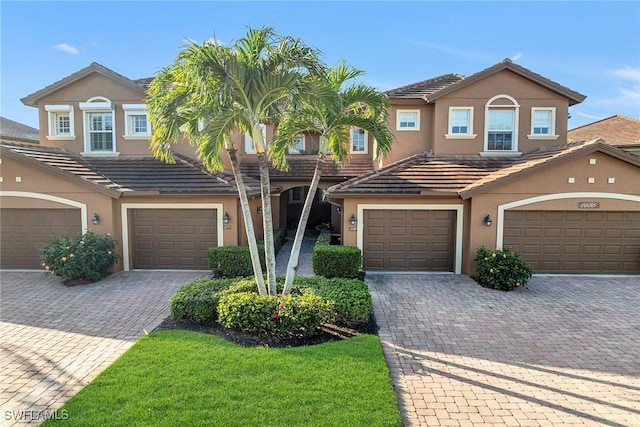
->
[445,106,476,139]
[244,123,266,154]
[527,107,559,140]
[122,104,151,139]
[44,104,75,140]
[289,134,306,154]
[396,109,421,131]
[350,128,368,154]
[80,97,116,154]
[482,94,520,155]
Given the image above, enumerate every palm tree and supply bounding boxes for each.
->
[146,27,322,295]
[270,63,394,294]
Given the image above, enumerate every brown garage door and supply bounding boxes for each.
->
[130,209,217,269]
[504,210,640,274]
[1,208,82,269]
[363,209,455,271]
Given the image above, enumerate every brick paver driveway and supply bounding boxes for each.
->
[0,271,206,426]
[368,274,640,427]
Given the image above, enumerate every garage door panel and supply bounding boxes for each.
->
[504,210,639,274]
[1,208,82,269]
[363,209,455,272]
[131,209,216,269]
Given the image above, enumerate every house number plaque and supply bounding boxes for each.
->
[578,202,600,209]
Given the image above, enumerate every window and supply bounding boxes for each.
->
[123,104,151,138]
[45,105,75,139]
[80,97,115,153]
[446,107,476,138]
[529,107,558,139]
[289,186,304,203]
[396,110,420,131]
[350,128,368,153]
[244,123,267,154]
[88,112,114,152]
[483,94,520,155]
[289,135,305,154]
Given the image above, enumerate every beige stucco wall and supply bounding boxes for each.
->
[382,103,434,166]
[432,70,570,156]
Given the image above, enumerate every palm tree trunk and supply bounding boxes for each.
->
[227,148,267,295]
[257,153,277,295]
[282,154,325,295]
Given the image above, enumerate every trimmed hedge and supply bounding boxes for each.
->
[217,292,333,338]
[208,229,286,277]
[302,278,372,327]
[313,245,362,278]
[170,278,236,323]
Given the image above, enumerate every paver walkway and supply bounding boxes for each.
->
[0,270,206,426]
[368,274,640,426]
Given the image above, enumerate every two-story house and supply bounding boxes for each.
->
[1,59,639,275]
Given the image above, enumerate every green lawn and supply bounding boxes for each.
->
[43,331,402,427]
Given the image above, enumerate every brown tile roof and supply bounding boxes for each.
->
[328,140,640,198]
[385,74,464,99]
[568,115,640,147]
[0,117,39,143]
[21,63,147,107]
[385,59,586,106]
[0,142,259,196]
[240,155,374,181]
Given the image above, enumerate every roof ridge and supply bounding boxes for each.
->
[385,73,463,95]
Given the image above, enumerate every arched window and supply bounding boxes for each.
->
[484,94,520,154]
[79,97,115,153]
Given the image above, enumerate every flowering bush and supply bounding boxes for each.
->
[40,231,119,283]
[473,246,534,291]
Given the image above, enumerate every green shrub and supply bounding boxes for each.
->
[170,278,236,323]
[473,246,534,291]
[307,278,372,327]
[40,231,119,283]
[313,245,362,278]
[315,228,332,246]
[208,230,286,278]
[218,292,333,338]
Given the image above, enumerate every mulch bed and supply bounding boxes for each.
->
[153,316,378,348]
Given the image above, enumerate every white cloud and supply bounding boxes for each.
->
[52,43,80,55]
[571,111,603,120]
[611,66,640,82]
[511,52,523,62]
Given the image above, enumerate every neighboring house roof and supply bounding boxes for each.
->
[386,58,586,106]
[240,156,374,181]
[21,63,148,107]
[0,142,260,196]
[0,116,39,143]
[568,115,640,147]
[385,74,464,99]
[328,140,639,198]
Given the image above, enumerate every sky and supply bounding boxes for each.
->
[1,1,639,130]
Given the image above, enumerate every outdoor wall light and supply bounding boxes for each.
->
[484,214,493,227]
[349,214,357,226]
[92,213,100,225]
[223,212,231,224]
[257,206,263,214]
[336,207,342,215]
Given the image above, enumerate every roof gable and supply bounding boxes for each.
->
[427,59,586,105]
[21,63,148,107]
